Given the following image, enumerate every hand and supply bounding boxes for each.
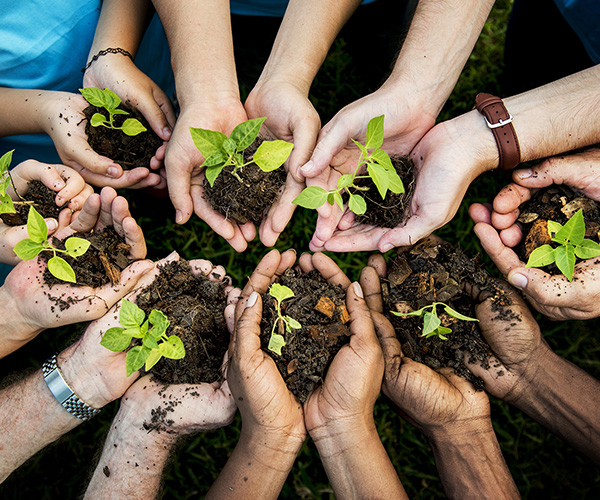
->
[163,101,256,252]
[39,91,162,189]
[469,202,600,320]
[245,80,321,246]
[0,160,93,264]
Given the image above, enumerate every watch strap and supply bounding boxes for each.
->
[475,93,521,171]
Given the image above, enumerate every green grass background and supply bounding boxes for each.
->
[2,0,600,498]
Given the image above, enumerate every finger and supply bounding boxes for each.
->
[287,118,320,182]
[313,205,345,244]
[3,221,54,264]
[338,209,356,230]
[133,90,174,141]
[59,193,101,236]
[326,226,388,253]
[65,183,94,212]
[377,216,433,252]
[492,183,533,217]
[209,265,227,282]
[498,224,523,248]
[239,221,257,244]
[166,160,195,225]
[371,311,404,383]
[310,252,351,290]
[65,138,123,178]
[96,187,118,230]
[360,265,383,313]
[303,119,353,178]
[260,175,302,246]
[190,184,237,243]
[468,203,493,225]
[367,253,387,278]
[70,164,157,189]
[122,217,147,260]
[189,259,214,277]
[234,291,263,358]
[472,222,524,276]
[52,165,88,207]
[346,282,379,350]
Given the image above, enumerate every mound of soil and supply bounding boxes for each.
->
[260,268,350,402]
[43,226,133,288]
[135,260,230,385]
[350,155,416,228]
[0,180,61,226]
[83,103,162,170]
[515,185,600,274]
[203,138,286,225]
[382,238,518,390]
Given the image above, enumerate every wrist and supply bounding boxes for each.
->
[242,424,305,460]
[426,416,494,445]
[310,415,378,459]
[0,284,42,345]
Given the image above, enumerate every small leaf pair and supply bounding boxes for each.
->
[267,283,302,355]
[80,88,147,137]
[393,302,478,340]
[0,150,16,215]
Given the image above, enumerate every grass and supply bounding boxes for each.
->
[2,0,600,498]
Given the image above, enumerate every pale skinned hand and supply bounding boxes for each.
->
[0,160,93,264]
[245,80,321,246]
[164,101,257,252]
[38,91,163,189]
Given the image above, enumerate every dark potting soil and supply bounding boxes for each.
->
[0,180,61,226]
[42,226,133,288]
[260,268,350,402]
[203,138,286,225]
[382,238,519,390]
[83,103,162,170]
[351,155,416,228]
[135,260,230,385]
[515,185,600,275]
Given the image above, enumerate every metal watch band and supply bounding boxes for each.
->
[475,93,521,171]
[42,354,101,422]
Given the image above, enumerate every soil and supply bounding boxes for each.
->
[382,237,519,390]
[0,180,61,226]
[350,155,416,228]
[260,268,350,402]
[135,260,230,385]
[515,185,600,275]
[203,138,286,225]
[83,103,163,170]
[42,226,133,288]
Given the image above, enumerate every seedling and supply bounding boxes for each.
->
[79,87,147,136]
[13,206,90,283]
[267,283,301,355]
[392,302,478,340]
[100,299,185,377]
[0,150,16,214]
[526,208,600,281]
[293,115,404,215]
[190,117,293,187]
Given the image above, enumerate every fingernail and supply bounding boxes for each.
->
[300,160,314,175]
[516,168,533,179]
[107,166,119,178]
[508,272,528,290]
[165,251,179,262]
[54,179,65,189]
[175,210,183,224]
[353,282,364,298]
[163,127,172,139]
[246,291,258,308]
[380,243,393,253]
[45,218,58,231]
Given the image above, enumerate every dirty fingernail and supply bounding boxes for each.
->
[380,243,393,253]
[246,291,258,309]
[353,282,364,298]
[175,210,183,224]
[165,251,179,262]
[45,218,58,231]
[107,166,119,178]
[516,168,533,179]
[163,127,172,139]
[300,160,314,175]
[508,272,528,290]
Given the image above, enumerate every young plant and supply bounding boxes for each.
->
[526,208,600,281]
[0,149,16,214]
[13,206,90,283]
[100,299,185,377]
[293,115,404,215]
[190,117,294,187]
[392,302,478,340]
[79,87,147,136]
[267,283,301,355]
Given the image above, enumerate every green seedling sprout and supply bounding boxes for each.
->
[100,299,185,377]
[526,208,600,281]
[189,117,294,186]
[0,150,16,214]
[13,206,90,283]
[293,115,404,215]
[393,302,478,340]
[79,87,147,136]
[267,283,301,355]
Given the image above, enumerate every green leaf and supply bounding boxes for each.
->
[124,327,145,339]
[387,168,405,195]
[79,87,108,107]
[575,238,600,260]
[365,115,385,149]
[90,113,107,127]
[348,194,367,215]
[143,334,159,350]
[13,239,43,261]
[367,162,389,199]
[333,191,344,211]
[230,117,266,150]
[555,244,576,281]
[119,299,146,329]
[126,346,151,377]
[27,206,48,243]
[111,109,130,116]
[285,316,301,330]
[371,148,393,170]
[425,326,452,340]
[337,174,354,189]
[253,140,294,172]
[553,209,585,246]
[64,237,91,258]
[149,309,170,337]
[391,309,425,318]
[100,327,132,352]
[159,335,186,359]
[351,138,369,158]
[0,193,15,214]
[201,151,228,168]
[144,349,163,371]
[48,255,76,283]
[0,149,14,174]
[327,192,335,206]
[205,164,226,187]
[268,333,286,355]
[222,137,238,155]
[293,186,328,209]
[103,88,121,110]
[422,310,441,337]
[525,244,556,268]
[189,127,227,159]
[442,305,479,322]
[547,220,563,237]
[121,118,147,136]
[269,283,295,302]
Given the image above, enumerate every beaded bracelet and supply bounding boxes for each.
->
[82,47,134,74]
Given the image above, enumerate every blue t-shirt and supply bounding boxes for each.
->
[0,0,173,166]
[553,0,600,63]
[230,0,376,17]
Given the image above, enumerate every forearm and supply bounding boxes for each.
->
[257,0,361,93]
[0,88,66,137]
[206,427,303,499]
[312,421,407,500]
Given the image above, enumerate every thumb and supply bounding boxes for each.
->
[64,137,122,178]
[131,91,173,142]
[234,291,263,358]
[287,118,320,182]
[507,266,581,309]
[301,122,350,178]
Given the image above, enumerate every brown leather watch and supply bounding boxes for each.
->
[475,93,521,171]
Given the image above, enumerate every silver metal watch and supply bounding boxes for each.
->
[42,354,101,421]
